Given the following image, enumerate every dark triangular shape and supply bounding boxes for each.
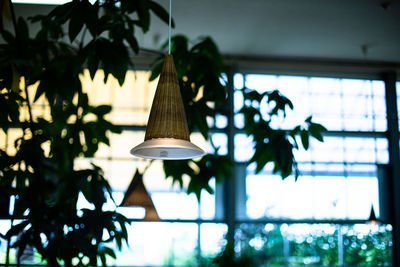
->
[368,205,378,224]
[120,170,161,221]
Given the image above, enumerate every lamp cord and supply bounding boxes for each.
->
[168,0,172,54]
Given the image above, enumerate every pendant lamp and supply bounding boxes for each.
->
[120,170,161,221]
[367,205,379,225]
[130,0,205,160]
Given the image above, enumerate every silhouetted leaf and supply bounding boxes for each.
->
[149,1,175,28]
[6,221,29,240]
[244,90,264,102]
[84,2,98,37]
[149,60,162,81]
[102,246,116,258]
[86,48,99,80]
[267,90,293,115]
[125,33,139,54]
[92,105,112,117]
[309,125,323,141]
[17,17,29,40]
[99,252,107,267]
[290,125,301,137]
[68,11,84,42]
[301,130,309,150]
[253,146,273,173]
[1,30,14,43]
[136,0,150,32]
[309,122,327,141]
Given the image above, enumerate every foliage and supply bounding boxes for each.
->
[223,223,393,266]
[0,0,328,265]
[0,0,170,266]
[234,224,285,266]
[342,225,392,266]
[239,88,326,178]
[212,241,253,267]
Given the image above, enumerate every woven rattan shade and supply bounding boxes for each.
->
[120,171,161,221]
[144,54,190,141]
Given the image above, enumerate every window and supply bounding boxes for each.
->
[234,74,387,221]
[232,73,392,266]
[0,70,395,266]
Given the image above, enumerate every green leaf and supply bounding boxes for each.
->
[102,246,116,258]
[149,60,162,81]
[5,220,29,239]
[267,90,293,115]
[244,90,264,102]
[311,122,327,133]
[99,252,107,267]
[13,196,28,217]
[125,33,139,54]
[105,122,122,134]
[301,130,309,150]
[115,234,122,250]
[17,17,29,40]
[149,1,175,27]
[1,30,14,44]
[136,0,150,33]
[34,83,46,102]
[95,39,129,86]
[47,1,74,24]
[290,125,301,137]
[68,12,84,42]
[86,51,99,80]
[192,102,209,139]
[15,231,30,260]
[309,122,327,142]
[84,2,98,37]
[80,92,89,109]
[169,35,189,53]
[92,105,112,116]
[309,126,322,141]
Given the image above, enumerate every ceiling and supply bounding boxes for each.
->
[12,0,400,64]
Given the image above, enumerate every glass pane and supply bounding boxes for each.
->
[200,179,216,219]
[111,222,199,266]
[80,70,158,126]
[239,75,386,132]
[246,167,379,220]
[200,223,227,259]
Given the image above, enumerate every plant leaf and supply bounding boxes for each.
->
[301,130,309,150]
[149,1,175,27]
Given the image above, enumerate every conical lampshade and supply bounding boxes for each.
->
[120,171,161,221]
[142,206,161,222]
[131,55,205,160]
[368,205,379,224]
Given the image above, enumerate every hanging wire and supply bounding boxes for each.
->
[168,0,172,54]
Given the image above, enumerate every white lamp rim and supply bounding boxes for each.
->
[131,138,206,160]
